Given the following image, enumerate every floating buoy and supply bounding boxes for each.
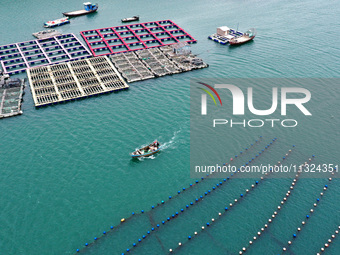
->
[218,212,222,216]
[141,210,144,213]
[194,231,198,235]
[94,237,97,240]
[152,205,155,209]
[103,231,106,234]
[76,249,79,252]
[85,243,88,246]
[169,196,172,199]
[202,226,205,230]
[179,242,182,246]
[206,223,210,226]
[212,218,215,222]
[133,243,136,247]
[188,236,191,239]
[161,200,164,204]
[169,249,173,252]
[132,212,135,215]
[293,234,297,238]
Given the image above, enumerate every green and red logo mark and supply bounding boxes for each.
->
[198,82,222,115]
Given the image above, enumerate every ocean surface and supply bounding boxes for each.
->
[0,0,339,254]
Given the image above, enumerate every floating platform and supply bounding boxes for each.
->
[0,74,25,118]
[110,45,208,83]
[208,28,243,45]
[110,52,155,82]
[80,20,197,57]
[0,34,91,75]
[32,29,62,40]
[26,56,128,107]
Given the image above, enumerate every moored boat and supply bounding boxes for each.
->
[131,140,161,158]
[63,2,98,17]
[121,16,139,22]
[229,28,256,45]
[44,17,70,28]
[32,29,62,39]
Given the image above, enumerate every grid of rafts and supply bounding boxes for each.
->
[110,52,154,82]
[110,46,208,83]
[27,56,128,107]
[160,45,209,71]
[0,34,91,75]
[135,47,181,77]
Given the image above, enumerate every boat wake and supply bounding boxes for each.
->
[160,129,181,150]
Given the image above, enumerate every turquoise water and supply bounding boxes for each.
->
[0,0,339,254]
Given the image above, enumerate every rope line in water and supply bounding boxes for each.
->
[280,177,333,254]
[316,225,340,254]
[74,136,267,253]
[167,146,295,254]
[237,157,314,254]
[121,138,278,254]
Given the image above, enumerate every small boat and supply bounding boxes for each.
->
[44,17,70,28]
[121,16,139,22]
[32,29,62,39]
[229,28,256,45]
[63,2,98,17]
[131,140,161,158]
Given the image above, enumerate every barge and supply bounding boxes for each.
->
[63,2,98,17]
[44,17,69,28]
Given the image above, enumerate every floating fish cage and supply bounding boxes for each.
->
[26,56,128,107]
[0,34,91,75]
[109,45,208,83]
[208,26,243,45]
[80,20,197,57]
[0,75,26,118]
[110,52,155,83]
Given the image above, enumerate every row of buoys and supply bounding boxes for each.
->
[238,157,308,254]
[281,179,331,253]
[75,137,269,254]
[169,147,294,254]
[122,140,276,254]
[121,138,277,254]
[316,225,340,254]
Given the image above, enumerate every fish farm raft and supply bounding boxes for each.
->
[26,56,128,107]
[0,74,25,118]
[0,34,91,75]
[110,44,208,83]
[80,20,197,57]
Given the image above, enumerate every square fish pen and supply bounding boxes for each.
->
[0,34,91,75]
[134,48,181,77]
[80,20,197,57]
[26,56,129,107]
[160,45,209,71]
[110,52,155,83]
[0,77,26,118]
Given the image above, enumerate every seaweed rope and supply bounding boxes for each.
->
[166,146,295,254]
[236,157,314,254]
[120,139,278,254]
[316,225,340,254]
[279,176,333,254]
[74,136,272,253]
